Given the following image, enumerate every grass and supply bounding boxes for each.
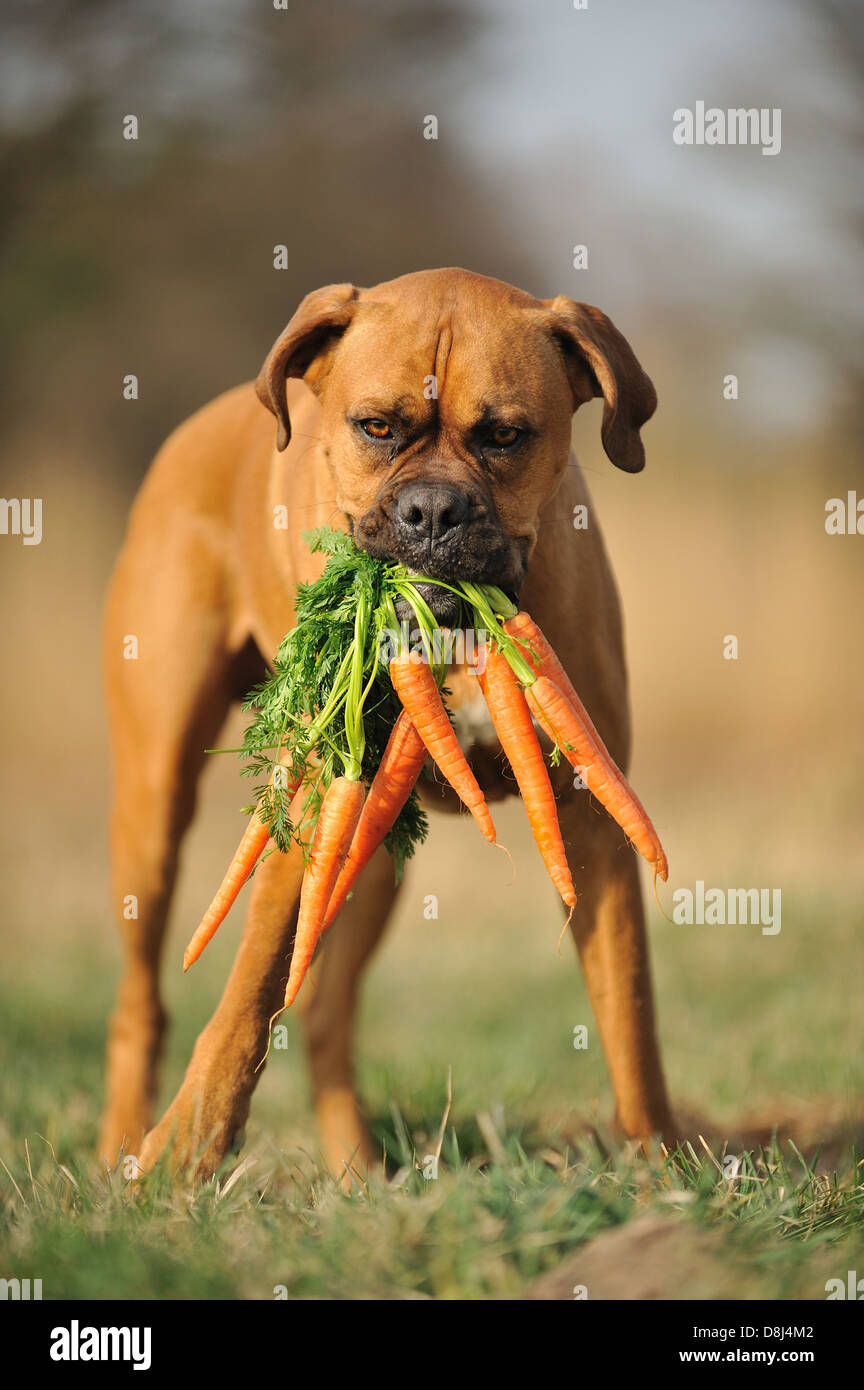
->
[1,1115,862,1301]
[1,813,862,1299]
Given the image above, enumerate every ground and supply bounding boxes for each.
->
[1,793,861,1300]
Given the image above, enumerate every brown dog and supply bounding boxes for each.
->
[99,268,674,1182]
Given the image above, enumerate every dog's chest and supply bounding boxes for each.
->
[446,667,499,752]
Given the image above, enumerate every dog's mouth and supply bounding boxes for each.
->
[360,541,523,627]
[392,578,470,628]
[393,548,522,625]
[351,486,526,626]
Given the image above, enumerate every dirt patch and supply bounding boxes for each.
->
[525,1215,751,1301]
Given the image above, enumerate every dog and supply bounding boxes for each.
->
[99,267,675,1182]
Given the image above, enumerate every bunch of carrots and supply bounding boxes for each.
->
[183,528,667,1014]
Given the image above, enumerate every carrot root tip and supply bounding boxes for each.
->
[651,865,675,924]
[556,902,576,955]
[255,1006,286,1074]
[492,839,516,885]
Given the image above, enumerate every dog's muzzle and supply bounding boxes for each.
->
[395,481,470,547]
[354,477,524,625]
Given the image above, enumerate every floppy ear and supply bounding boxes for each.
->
[542,296,657,473]
[256,282,359,451]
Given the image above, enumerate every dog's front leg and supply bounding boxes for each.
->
[137,837,306,1183]
[558,799,676,1145]
[300,843,402,1185]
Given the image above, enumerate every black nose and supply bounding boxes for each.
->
[396,482,469,541]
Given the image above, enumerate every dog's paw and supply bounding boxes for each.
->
[136,1075,250,1184]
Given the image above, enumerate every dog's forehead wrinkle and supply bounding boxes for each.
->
[433,319,453,397]
[349,289,546,397]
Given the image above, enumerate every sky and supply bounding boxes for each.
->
[1,0,859,432]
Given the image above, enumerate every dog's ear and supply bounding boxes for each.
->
[256,283,359,451]
[542,296,657,473]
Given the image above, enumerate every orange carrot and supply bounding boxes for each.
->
[526,674,668,880]
[505,612,668,879]
[282,775,366,1007]
[501,611,585,745]
[183,753,302,971]
[390,649,496,843]
[504,611,579,698]
[322,712,427,933]
[477,649,576,909]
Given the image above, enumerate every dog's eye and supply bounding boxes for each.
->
[360,419,393,440]
[489,425,520,449]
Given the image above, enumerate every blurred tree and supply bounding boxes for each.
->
[0,0,536,482]
[810,0,864,443]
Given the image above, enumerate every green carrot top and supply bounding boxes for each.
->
[235,526,523,878]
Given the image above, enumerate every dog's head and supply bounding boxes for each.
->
[256,269,655,622]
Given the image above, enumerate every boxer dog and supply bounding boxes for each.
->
[99,268,674,1182]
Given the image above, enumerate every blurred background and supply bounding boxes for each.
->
[1,0,862,1192]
